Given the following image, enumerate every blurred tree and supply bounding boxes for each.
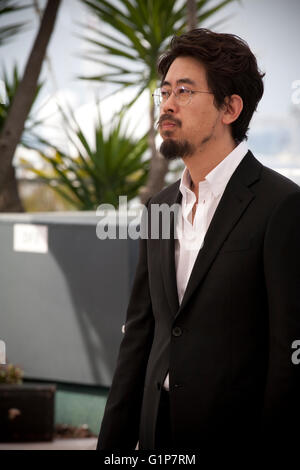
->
[22,106,150,210]
[79,0,239,203]
[187,0,198,30]
[0,0,61,212]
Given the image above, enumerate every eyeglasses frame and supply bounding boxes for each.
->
[152,85,213,107]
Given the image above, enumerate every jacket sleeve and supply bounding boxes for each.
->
[97,206,154,450]
[262,190,300,445]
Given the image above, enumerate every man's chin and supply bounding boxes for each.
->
[160,138,194,161]
[160,138,179,160]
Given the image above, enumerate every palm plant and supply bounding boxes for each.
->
[21,106,150,210]
[78,0,240,202]
[79,0,237,100]
[0,64,43,147]
[0,0,61,212]
[0,0,30,46]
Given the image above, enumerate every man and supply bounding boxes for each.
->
[97,29,300,450]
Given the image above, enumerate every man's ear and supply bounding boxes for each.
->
[222,94,243,125]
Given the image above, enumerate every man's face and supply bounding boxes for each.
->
[158,56,224,160]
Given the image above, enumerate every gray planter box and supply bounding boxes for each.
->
[0,212,139,387]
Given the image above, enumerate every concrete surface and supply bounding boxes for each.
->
[0,437,98,450]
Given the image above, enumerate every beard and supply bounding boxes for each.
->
[160,137,195,161]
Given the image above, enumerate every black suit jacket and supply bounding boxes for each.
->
[97,151,300,450]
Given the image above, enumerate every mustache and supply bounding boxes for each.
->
[156,114,182,129]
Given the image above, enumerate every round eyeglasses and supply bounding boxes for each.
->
[152,85,213,107]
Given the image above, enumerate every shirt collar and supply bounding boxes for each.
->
[179,141,248,199]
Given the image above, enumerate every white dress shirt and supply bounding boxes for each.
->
[163,141,248,391]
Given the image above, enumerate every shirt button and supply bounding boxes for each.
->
[172,327,182,337]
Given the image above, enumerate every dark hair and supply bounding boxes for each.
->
[157,28,265,141]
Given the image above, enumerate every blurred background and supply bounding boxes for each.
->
[1,0,300,212]
[0,0,299,449]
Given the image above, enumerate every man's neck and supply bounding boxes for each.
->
[183,137,237,193]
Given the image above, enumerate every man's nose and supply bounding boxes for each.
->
[161,92,178,114]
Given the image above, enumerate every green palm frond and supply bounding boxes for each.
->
[78,0,239,101]
[0,64,43,146]
[23,105,150,210]
[0,0,31,46]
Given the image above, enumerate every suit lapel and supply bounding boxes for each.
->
[160,184,181,315]
[174,151,262,319]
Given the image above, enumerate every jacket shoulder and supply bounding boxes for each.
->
[260,165,300,195]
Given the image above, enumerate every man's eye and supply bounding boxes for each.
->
[161,90,170,99]
[178,87,190,95]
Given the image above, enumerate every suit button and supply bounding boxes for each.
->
[172,327,182,337]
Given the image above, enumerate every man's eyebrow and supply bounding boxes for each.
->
[177,78,196,86]
[161,78,196,87]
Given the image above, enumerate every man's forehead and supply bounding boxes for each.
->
[162,57,207,86]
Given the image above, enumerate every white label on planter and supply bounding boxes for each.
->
[0,340,6,364]
[13,224,48,253]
